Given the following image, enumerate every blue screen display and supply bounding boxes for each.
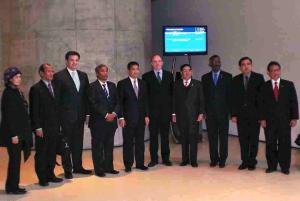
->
[163,26,207,55]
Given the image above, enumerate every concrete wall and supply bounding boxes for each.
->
[0,0,152,147]
[152,0,300,147]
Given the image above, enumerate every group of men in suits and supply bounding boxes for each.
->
[28,51,298,187]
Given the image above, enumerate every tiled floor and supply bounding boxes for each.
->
[1,134,300,201]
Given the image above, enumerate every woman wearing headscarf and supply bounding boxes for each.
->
[0,67,32,194]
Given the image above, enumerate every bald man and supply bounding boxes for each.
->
[142,55,174,167]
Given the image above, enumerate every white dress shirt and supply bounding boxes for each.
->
[129,76,139,90]
[67,68,80,91]
[183,78,191,86]
[98,80,110,97]
[271,78,281,89]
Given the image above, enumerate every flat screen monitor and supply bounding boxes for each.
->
[163,25,208,56]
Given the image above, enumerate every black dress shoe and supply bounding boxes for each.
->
[210,162,218,167]
[148,161,158,167]
[136,165,148,171]
[73,168,93,175]
[65,171,73,179]
[238,163,248,170]
[125,167,132,172]
[180,161,189,166]
[248,165,256,171]
[265,168,276,173]
[95,172,106,177]
[6,188,27,195]
[219,163,226,168]
[191,163,198,168]
[39,181,49,187]
[163,161,173,166]
[105,170,119,174]
[281,169,290,175]
[48,176,63,183]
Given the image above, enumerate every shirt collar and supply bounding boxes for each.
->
[42,79,50,86]
[271,78,281,86]
[67,67,77,74]
[153,69,163,74]
[98,79,107,85]
[183,78,192,85]
[243,72,251,78]
[129,76,138,83]
[212,70,221,76]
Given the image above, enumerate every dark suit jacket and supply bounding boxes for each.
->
[88,80,120,137]
[0,86,32,160]
[173,79,205,124]
[259,79,299,124]
[117,77,149,127]
[53,68,89,124]
[142,70,173,123]
[231,72,265,119]
[201,70,232,117]
[29,80,60,137]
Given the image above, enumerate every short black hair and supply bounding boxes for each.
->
[239,57,252,66]
[180,64,192,71]
[65,51,80,60]
[38,63,52,73]
[209,54,220,62]
[267,61,281,71]
[95,64,108,73]
[39,64,45,73]
[127,61,139,70]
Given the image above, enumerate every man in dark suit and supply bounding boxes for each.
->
[29,63,63,186]
[117,61,149,172]
[88,64,120,177]
[202,55,232,168]
[231,57,265,171]
[142,55,173,167]
[259,61,298,175]
[172,64,204,167]
[54,51,92,179]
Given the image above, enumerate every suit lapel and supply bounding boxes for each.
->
[267,81,276,102]
[39,80,55,99]
[138,79,142,99]
[64,68,78,93]
[278,80,285,102]
[78,71,84,93]
[127,78,138,100]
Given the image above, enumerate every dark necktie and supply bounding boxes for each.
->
[102,83,109,99]
[213,73,218,86]
[244,76,249,90]
[48,82,54,97]
[273,81,279,101]
[157,71,162,83]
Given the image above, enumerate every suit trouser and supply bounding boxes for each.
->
[62,120,85,171]
[149,117,170,163]
[206,115,229,164]
[237,117,260,166]
[122,122,145,168]
[35,135,57,182]
[178,121,199,164]
[265,120,291,171]
[5,141,23,191]
[91,126,116,174]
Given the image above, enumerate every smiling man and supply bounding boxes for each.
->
[259,61,299,175]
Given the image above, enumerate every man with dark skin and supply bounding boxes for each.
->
[202,55,232,168]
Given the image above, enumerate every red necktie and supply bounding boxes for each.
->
[273,81,279,101]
